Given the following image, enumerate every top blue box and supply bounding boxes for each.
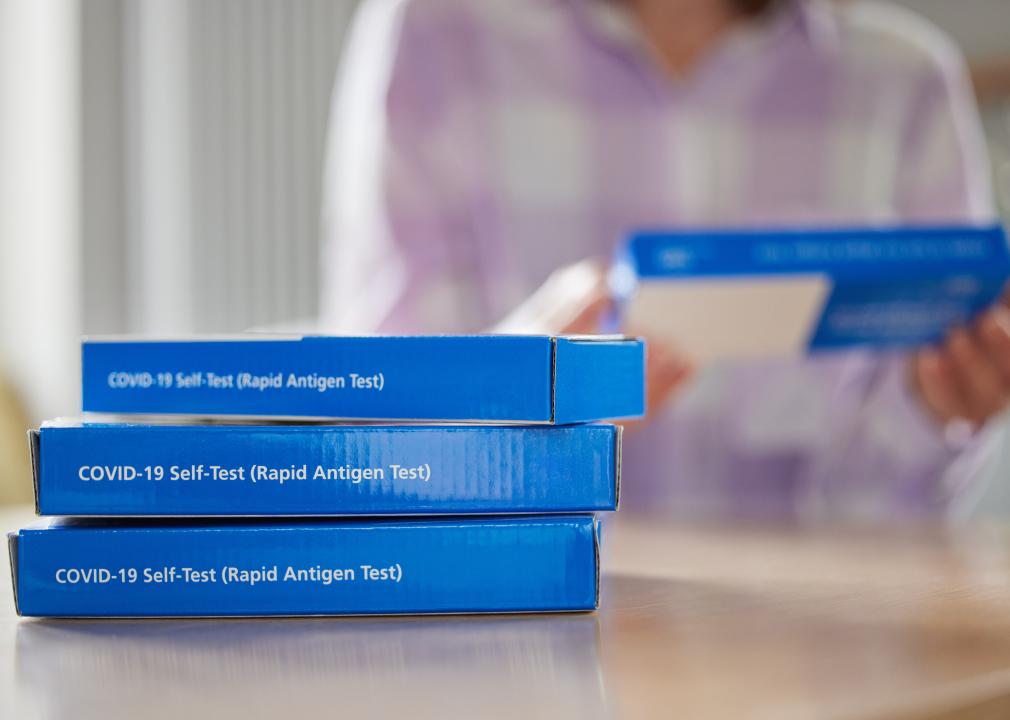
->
[81,335,645,423]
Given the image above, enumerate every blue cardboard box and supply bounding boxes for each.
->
[81,335,645,423]
[611,225,1010,361]
[8,515,600,617]
[31,420,620,516]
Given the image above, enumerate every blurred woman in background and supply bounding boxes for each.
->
[322,0,1010,521]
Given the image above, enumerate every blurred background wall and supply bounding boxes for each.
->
[1,0,1010,510]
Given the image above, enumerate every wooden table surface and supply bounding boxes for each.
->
[4,504,1010,720]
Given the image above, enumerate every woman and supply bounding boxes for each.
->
[321,0,1010,520]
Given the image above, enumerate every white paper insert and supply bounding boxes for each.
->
[624,274,831,361]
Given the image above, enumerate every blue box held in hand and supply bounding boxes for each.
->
[611,225,1010,361]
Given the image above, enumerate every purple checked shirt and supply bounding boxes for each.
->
[321,0,1002,520]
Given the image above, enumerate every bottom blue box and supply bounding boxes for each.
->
[8,515,599,617]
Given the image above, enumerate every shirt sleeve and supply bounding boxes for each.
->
[777,45,1002,519]
[800,354,1004,519]
[319,0,489,333]
[895,32,996,223]
[764,43,1002,519]
[832,41,1004,517]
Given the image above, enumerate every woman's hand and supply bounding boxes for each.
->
[634,331,694,419]
[913,296,1010,428]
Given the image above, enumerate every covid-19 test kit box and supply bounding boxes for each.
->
[8,515,600,617]
[81,335,645,423]
[611,225,1010,361]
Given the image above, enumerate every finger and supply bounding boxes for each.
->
[977,306,1010,382]
[644,341,694,416]
[627,322,690,362]
[563,294,612,335]
[646,338,681,368]
[646,341,693,380]
[945,329,1009,421]
[649,352,692,390]
[915,349,967,423]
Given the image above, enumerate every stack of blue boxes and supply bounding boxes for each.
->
[8,335,644,617]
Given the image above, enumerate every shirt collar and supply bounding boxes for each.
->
[791,0,841,51]
[566,0,840,59]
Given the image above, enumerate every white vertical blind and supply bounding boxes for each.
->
[0,0,82,421]
[123,0,195,334]
[176,0,356,332]
[90,0,356,336]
